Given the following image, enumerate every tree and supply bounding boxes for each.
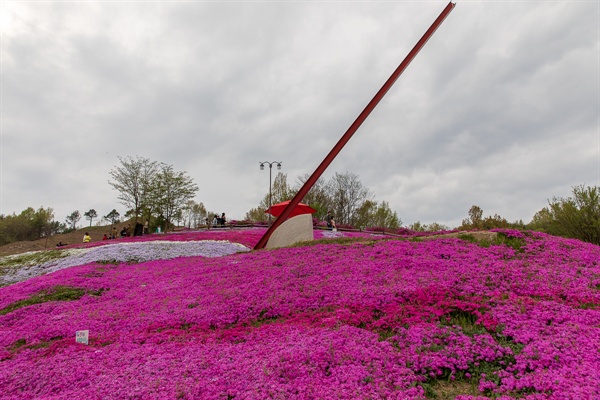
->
[353,199,378,229]
[261,172,293,212]
[109,156,159,225]
[246,172,293,222]
[295,174,329,220]
[409,221,449,232]
[244,207,267,223]
[354,200,401,230]
[327,172,372,226]
[84,209,98,227]
[246,171,401,227]
[528,207,553,232]
[150,164,199,231]
[65,210,81,230]
[182,201,207,228]
[104,209,120,228]
[30,207,56,238]
[372,201,401,229]
[0,207,58,246]
[481,214,509,230]
[461,205,484,229]
[543,185,600,245]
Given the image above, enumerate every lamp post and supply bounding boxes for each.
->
[259,161,282,227]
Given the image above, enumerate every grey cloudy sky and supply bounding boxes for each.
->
[1,1,598,228]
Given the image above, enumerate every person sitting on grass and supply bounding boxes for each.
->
[83,232,91,243]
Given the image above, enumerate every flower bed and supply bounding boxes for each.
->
[0,229,599,398]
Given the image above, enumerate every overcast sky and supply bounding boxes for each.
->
[1,1,598,229]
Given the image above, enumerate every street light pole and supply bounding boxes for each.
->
[259,161,282,227]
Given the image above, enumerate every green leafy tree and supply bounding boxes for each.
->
[543,185,600,245]
[84,209,98,227]
[0,207,57,245]
[460,205,484,229]
[150,164,199,232]
[460,205,524,231]
[353,199,378,229]
[103,209,120,228]
[409,221,449,232]
[528,207,553,232]
[109,156,159,225]
[372,201,401,229]
[30,207,56,238]
[262,172,293,212]
[353,200,400,229]
[65,210,81,231]
[481,214,509,230]
[247,172,293,222]
[244,207,267,223]
[295,174,329,220]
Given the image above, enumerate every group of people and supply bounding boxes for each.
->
[78,212,334,243]
[90,224,135,242]
[208,213,227,228]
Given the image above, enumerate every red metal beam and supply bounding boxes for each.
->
[254,1,456,250]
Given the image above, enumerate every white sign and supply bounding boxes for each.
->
[76,330,89,345]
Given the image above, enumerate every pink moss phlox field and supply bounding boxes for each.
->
[1,229,599,398]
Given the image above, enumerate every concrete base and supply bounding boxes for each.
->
[265,214,314,249]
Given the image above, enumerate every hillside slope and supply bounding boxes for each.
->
[1,229,599,398]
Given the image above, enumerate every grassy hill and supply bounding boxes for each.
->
[1,228,599,399]
[0,223,133,257]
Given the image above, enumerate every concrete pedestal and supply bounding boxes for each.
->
[265,214,314,249]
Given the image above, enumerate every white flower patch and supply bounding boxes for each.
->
[1,241,249,286]
[320,231,345,238]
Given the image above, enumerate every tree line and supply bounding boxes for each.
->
[0,153,598,246]
[244,171,401,230]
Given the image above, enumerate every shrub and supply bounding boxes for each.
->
[539,185,600,245]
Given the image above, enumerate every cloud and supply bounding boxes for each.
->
[1,1,598,229]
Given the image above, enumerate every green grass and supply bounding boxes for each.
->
[458,232,526,252]
[0,285,105,315]
[289,236,379,248]
[413,309,528,399]
[0,249,68,269]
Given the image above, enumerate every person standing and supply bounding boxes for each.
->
[325,211,336,231]
[220,213,226,227]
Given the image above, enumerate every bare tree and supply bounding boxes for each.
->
[182,201,207,228]
[327,172,372,226]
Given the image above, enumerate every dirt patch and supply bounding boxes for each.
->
[0,223,132,257]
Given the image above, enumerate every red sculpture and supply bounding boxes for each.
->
[255,2,456,250]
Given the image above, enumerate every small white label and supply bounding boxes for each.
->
[76,330,89,345]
